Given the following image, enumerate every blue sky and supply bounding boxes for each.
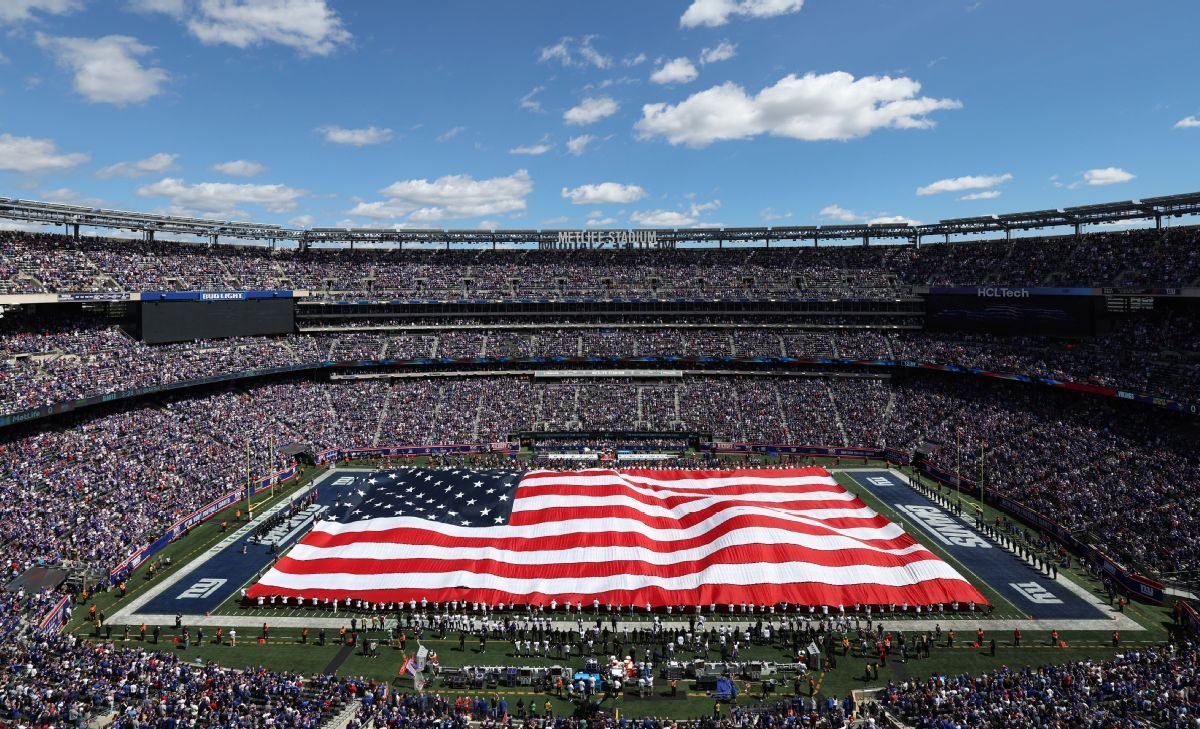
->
[0,0,1198,234]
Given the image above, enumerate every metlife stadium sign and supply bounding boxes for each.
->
[555,230,662,249]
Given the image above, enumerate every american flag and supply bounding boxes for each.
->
[246,467,987,609]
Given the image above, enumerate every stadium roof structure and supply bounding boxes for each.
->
[1,191,1198,249]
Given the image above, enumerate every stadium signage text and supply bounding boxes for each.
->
[975,287,1030,298]
[895,504,990,548]
[555,230,661,249]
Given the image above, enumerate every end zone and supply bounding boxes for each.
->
[842,469,1123,626]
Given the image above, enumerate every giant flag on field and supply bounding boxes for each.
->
[246,468,987,608]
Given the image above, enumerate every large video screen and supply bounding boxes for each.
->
[141,299,295,344]
[925,294,1097,336]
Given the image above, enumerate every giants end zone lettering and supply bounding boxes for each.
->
[896,504,990,548]
[177,578,227,599]
[1009,581,1063,604]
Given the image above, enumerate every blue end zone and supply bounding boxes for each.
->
[135,471,371,616]
[845,470,1104,620]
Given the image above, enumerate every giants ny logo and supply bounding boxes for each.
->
[1009,581,1063,604]
[176,578,227,599]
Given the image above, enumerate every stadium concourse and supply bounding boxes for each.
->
[1,220,1199,728]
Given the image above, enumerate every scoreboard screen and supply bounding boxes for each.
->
[141,298,295,344]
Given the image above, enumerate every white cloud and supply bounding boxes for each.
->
[1176,115,1200,129]
[180,0,350,56]
[37,33,169,105]
[288,213,314,227]
[562,182,647,205]
[631,209,695,227]
[211,159,265,176]
[349,170,534,222]
[541,215,569,226]
[699,40,737,65]
[636,71,961,147]
[760,207,792,221]
[97,152,178,178]
[959,190,1000,200]
[629,200,718,227]
[867,214,920,225]
[477,220,500,230]
[137,177,306,215]
[510,139,553,155]
[681,0,804,28]
[564,96,619,125]
[623,52,647,67]
[1083,167,1135,186]
[317,125,392,146]
[0,132,90,173]
[650,57,698,85]
[819,204,857,222]
[0,0,82,24]
[566,134,595,156]
[519,86,545,113]
[586,217,618,226]
[916,172,1011,196]
[538,35,610,69]
[127,0,185,17]
[436,126,465,143]
[40,187,104,206]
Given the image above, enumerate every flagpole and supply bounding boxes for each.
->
[955,428,961,513]
[245,439,253,522]
[979,441,985,506]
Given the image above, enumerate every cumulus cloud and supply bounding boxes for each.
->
[867,214,921,225]
[211,159,265,176]
[317,125,392,146]
[699,40,737,64]
[538,35,611,69]
[819,204,858,222]
[959,190,1001,200]
[348,170,534,222]
[630,209,696,227]
[561,182,647,205]
[916,172,1011,196]
[1176,115,1200,129]
[629,200,719,227]
[37,33,169,105]
[137,177,306,215]
[97,152,178,178]
[636,71,961,147]
[566,134,595,156]
[152,0,353,56]
[564,96,619,125]
[0,0,82,24]
[1083,167,1135,186]
[0,132,90,173]
[650,57,698,85]
[681,0,804,28]
[623,52,647,67]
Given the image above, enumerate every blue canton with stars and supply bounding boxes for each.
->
[328,469,523,527]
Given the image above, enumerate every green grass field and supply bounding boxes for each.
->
[66,459,1182,719]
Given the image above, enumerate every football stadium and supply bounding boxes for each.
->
[2,2,1200,727]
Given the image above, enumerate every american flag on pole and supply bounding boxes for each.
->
[246,467,987,609]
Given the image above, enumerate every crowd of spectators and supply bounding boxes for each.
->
[884,639,1200,728]
[2,371,1197,580]
[3,312,1197,419]
[2,226,1199,298]
[0,631,367,727]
